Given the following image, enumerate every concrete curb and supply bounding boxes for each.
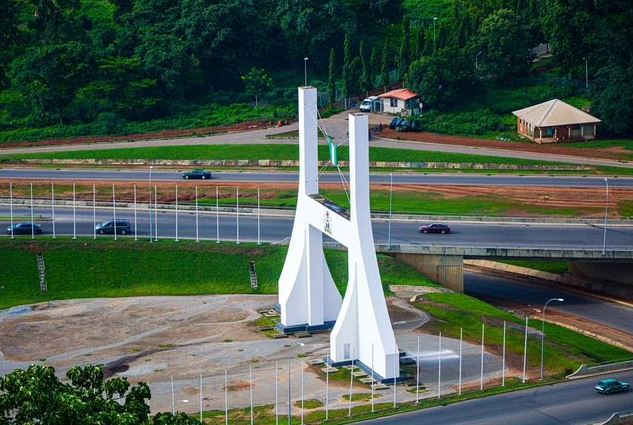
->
[2,158,594,171]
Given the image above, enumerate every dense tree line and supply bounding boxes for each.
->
[0,0,631,135]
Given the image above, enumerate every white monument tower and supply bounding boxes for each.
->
[277,86,399,381]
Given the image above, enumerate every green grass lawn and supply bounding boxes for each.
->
[1,144,566,166]
[619,200,633,219]
[0,238,435,310]
[0,104,296,144]
[498,260,569,274]
[416,293,631,376]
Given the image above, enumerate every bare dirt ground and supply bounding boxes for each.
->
[0,294,504,413]
[2,180,631,218]
[378,127,632,161]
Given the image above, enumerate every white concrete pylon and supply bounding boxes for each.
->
[329,112,399,380]
[277,86,399,380]
[278,87,342,331]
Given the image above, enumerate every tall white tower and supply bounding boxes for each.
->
[277,86,399,380]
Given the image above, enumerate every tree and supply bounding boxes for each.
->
[379,43,390,90]
[241,67,273,108]
[474,8,532,84]
[342,33,353,98]
[0,364,200,424]
[359,40,369,95]
[407,48,475,110]
[396,15,410,80]
[369,44,379,89]
[592,65,633,135]
[328,48,336,106]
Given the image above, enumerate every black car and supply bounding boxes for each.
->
[6,223,42,235]
[419,223,451,234]
[182,169,212,180]
[95,220,132,235]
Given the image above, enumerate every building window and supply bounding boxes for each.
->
[546,127,554,137]
[390,98,398,108]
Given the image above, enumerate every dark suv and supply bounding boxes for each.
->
[95,220,132,235]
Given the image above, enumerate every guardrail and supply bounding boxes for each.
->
[595,411,633,425]
[567,359,633,379]
[3,197,633,226]
[321,242,633,260]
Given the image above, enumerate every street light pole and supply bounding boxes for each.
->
[148,166,153,242]
[304,57,309,86]
[476,51,483,70]
[540,298,564,380]
[584,57,589,90]
[433,17,438,53]
[603,177,609,255]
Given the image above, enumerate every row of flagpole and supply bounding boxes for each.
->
[163,319,536,423]
[3,182,261,244]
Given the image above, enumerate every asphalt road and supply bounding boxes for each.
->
[1,168,633,188]
[363,371,633,425]
[2,205,633,249]
[465,271,633,335]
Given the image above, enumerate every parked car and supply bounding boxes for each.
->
[183,169,212,180]
[595,379,630,394]
[359,96,378,112]
[6,222,42,235]
[95,220,132,235]
[419,223,451,234]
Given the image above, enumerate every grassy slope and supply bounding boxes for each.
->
[499,260,569,274]
[2,144,563,166]
[0,104,296,144]
[0,239,435,310]
[418,293,630,375]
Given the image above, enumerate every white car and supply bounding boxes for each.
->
[359,96,378,112]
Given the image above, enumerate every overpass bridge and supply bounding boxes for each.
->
[323,242,633,294]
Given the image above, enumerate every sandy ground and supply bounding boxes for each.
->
[0,294,510,414]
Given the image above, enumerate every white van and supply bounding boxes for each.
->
[359,96,378,112]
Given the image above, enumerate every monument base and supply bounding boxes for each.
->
[275,321,336,334]
[325,356,410,384]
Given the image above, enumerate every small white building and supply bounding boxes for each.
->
[378,88,421,115]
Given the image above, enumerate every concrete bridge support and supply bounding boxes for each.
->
[569,261,633,299]
[394,254,464,293]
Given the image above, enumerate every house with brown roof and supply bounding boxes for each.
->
[378,88,421,115]
[512,99,601,143]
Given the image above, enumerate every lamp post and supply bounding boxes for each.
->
[540,298,564,380]
[583,57,589,89]
[475,51,483,70]
[304,57,309,87]
[433,17,438,53]
[603,177,609,255]
[148,166,153,242]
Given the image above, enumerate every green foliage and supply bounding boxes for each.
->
[0,364,196,424]
[328,48,336,106]
[342,33,353,98]
[474,9,532,84]
[407,48,475,109]
[241,67,273,108]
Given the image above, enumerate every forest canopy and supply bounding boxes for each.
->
[0,0,631,135]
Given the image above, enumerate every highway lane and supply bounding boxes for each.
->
[465,270,633,335]
[2,205,633,249]
[1,168,633,187]
[363,370,633,425]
